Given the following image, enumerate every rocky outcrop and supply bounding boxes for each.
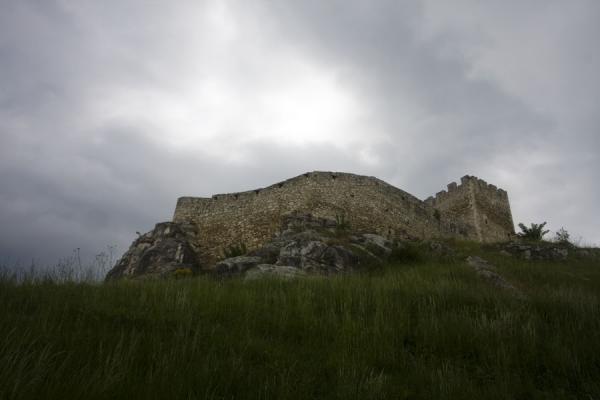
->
[212,213,396,279]
[275,237,358,273]
[106,213,397,281]
[499,242,571,260]
[105,222,202,280]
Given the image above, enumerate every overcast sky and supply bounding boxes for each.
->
[1,0,599,265]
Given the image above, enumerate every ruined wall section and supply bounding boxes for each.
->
[425,176,515,242]
[173,172,468,264]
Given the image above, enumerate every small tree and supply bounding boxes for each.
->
[554,227,571,245]
[517,222,549,241]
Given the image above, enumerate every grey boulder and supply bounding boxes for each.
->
[277,240,358,273]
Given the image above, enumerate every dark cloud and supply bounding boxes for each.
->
[1,0,599,266]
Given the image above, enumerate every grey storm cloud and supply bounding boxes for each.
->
[1,0,599,265]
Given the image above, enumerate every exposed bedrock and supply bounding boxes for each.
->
[106,213,398,280]
[105,222,202,280]
[213,212,398,279]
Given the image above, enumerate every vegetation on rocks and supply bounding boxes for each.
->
[1,241,599,400]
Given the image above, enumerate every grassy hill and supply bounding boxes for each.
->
[1,242,599,399]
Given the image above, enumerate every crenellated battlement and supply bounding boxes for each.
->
[425,175,508,207]
[172,171,515,264]
[424,175,514,242]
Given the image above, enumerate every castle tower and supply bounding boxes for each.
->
[424,175,515,242]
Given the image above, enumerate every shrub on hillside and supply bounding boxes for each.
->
[554,227,572,246]
[517,222,549,241]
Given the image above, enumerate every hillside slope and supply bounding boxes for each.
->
[1,243,600,399]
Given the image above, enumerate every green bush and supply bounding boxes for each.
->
[517,222,549,241]
[554,227,572,245]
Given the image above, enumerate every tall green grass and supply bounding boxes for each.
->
[1,254,599,399]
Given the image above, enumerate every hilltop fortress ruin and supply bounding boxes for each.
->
[173,172,515,264]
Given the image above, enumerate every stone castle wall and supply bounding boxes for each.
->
[424,175,515,242]
[173,171,514,264]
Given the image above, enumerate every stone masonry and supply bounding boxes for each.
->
[424,175,515,242]
[173,171,515,265]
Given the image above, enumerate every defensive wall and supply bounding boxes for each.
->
[424,175,515,243]
[173,171,515,264]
